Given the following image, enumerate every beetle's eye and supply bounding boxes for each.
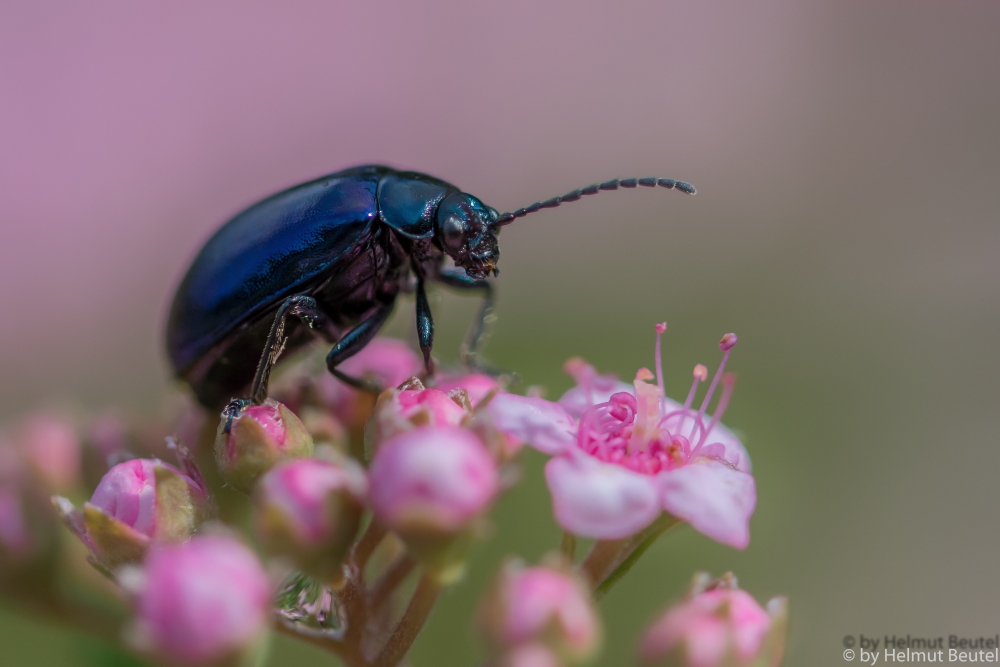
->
[441,215,467,251]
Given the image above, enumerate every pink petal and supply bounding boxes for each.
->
[657,462,756,549]
[544,454,661,539]
[557,380,634,419]
[487,394,576,455]
[699,421,752,473]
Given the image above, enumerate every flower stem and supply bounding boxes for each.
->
[560,532,577,562]
[369,555,416,611]
[274,617,367,667]
[352,519,387,572]
[593,516,681,600]
[580,538,628,585]
[372,573,442,667]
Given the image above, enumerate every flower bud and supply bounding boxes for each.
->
[436,373,503,407]
[497,644,563,667]
[478,560,600,663]
[0,443,61,581]
[367,381,470,446]
[15,413,81,493]
[254,457,367,581]
[368,426,498,579]
[125,535,272,667]
[54,458,210,569]
[214,400,313,493]
[637,573,788,667]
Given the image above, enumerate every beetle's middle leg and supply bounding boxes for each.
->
[435,269,496,373]
[223,295,330,432]
[325,299,395,392]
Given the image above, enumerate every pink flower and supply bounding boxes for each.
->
[53,456,210,569]
[317,337,423,429]
[127,535,273,666]
[369,426,498,535]
[487,325,756,548]
[499,644,563,667]
[15,414,81,492]
[254,457,367,578]
[638,574,788,667]
[436,373,504,406]
[90,459,171,538]
[479,561,600,663]
[367,380,472,445]
[215,399,314,493]
[0,486,31,557]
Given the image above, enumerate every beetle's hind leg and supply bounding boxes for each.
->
[435,269,499,374]
[325,300,395,393]
[222,295,330,432]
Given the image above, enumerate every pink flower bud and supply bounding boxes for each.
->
[15,414,81,492]
[127,535,272,666]
[498,644,563,667]
[55,458,210,569]
[436,373,503,406]
[367,382,470,446]
[638,576,788,667]
[254,457,367,580]
[214,400,314,493]
[0,486,31,558]
[369,426,498,574]
[479,561,600,663]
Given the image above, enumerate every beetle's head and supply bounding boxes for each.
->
[435,192,500,279]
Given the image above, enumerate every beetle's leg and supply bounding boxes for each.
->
[325,300,395,392]
[415,278,435,376]
[435,269,496,372]
[246,295,330,405]
[221,295,330,431]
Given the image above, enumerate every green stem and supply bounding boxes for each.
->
[580,538,628,585]
[352,519,387,572]
[274,618,367,667]
[560,532,577,562]
[369,556,416,612]
[593,517,681,600]
[372,573,442,667]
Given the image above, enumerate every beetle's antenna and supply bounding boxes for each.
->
[494,177,696,226]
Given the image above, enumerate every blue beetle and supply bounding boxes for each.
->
[166,164,694,416]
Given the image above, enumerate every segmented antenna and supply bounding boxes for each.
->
[495,177,696,226]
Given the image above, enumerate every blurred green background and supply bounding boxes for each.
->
[2,2,999,665]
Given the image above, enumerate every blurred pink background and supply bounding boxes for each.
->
[2,2,999,666]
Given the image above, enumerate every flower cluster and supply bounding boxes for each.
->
[0,328,788,667]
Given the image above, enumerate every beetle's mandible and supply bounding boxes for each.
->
[165,164,695,419]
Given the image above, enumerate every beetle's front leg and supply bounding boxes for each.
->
[222,295,330,432]
[415,278,435,376]
[435,269,495,372]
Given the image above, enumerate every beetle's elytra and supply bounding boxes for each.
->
[166,164,694,413]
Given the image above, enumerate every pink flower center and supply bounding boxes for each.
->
[573,326,740,476]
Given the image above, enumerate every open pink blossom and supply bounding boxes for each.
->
[638,574,788,667]
[128,535,273,666]
[487,324,756,548]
